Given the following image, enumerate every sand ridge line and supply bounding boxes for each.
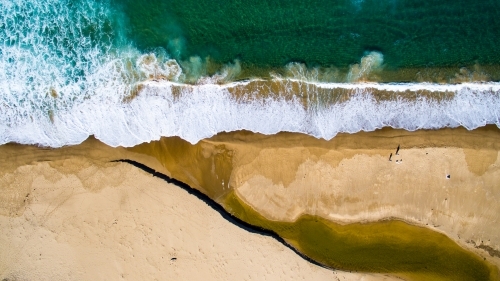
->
[111,159,331,271]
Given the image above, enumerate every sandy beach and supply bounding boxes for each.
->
[1,126,500,280]
[0,138,397,281]
[132,126,500,277]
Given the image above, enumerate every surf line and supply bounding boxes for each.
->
[111,159,333,271]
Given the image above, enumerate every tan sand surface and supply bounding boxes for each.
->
[227,128,500,268]
[0,140,396,281]
[131,126,500,269]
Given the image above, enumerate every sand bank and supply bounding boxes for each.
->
[131,126,500,274]
[0,139,397,281]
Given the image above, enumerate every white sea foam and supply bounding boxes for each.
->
[2,79,500,147]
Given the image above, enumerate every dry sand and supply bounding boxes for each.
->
[0,139,397,281]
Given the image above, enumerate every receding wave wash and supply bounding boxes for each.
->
[1,0,500,147]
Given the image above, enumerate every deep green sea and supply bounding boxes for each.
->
[114,0,500,70]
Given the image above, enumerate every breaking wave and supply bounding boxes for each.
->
[2,78,500,147]
[1,0,500,148]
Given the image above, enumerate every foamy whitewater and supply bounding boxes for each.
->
[1,0,500,147]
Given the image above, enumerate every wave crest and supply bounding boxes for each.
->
[2,79,499,147]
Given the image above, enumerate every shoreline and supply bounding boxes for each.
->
[4,74,500,148]
[143,77,500,91]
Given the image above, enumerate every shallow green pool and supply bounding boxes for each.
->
[225,191,499,281]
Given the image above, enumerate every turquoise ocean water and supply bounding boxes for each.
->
[1,0,500,146]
